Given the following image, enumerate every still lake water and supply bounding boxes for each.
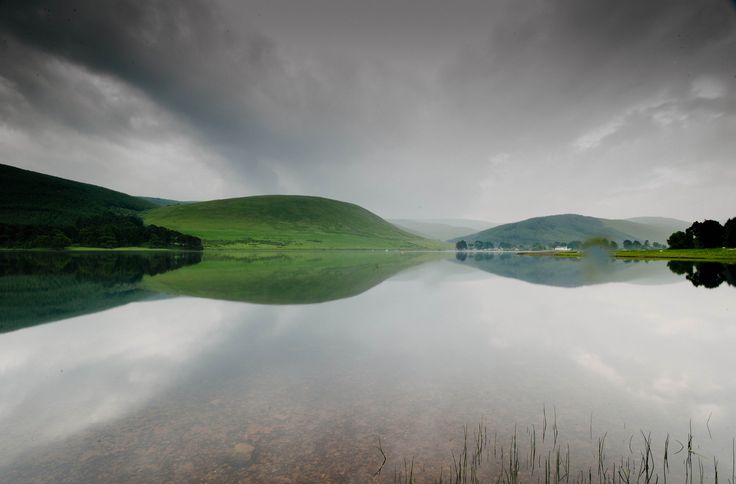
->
[1,251,735,482]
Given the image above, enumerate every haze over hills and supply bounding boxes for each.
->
[142,196,449,250]
[1,163,691,251]
[0,163,155,225]
[453,214,689,247]
[389,218,497,241]
[624,217,690,230]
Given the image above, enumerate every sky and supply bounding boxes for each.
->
[0,0,734,223]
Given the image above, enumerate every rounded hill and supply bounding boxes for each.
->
[142,195,447,250]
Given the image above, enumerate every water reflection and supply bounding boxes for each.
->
[0,250,202,333]
[1,252,735,481]
[0,298,243,469]
[455,252,680,287]
[143,251,448,304]
[667,260,736,288]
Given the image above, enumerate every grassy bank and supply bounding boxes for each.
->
[1,247,192,252]
[614,248,736,262]
[519,248,736,262]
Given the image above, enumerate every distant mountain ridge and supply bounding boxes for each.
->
[624,217,690,228]
[137,197,191,207]
[453,213,689,247]
[389,218,497,241]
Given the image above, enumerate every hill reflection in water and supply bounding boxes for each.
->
[0,250,202,333]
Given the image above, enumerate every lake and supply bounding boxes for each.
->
[1,251,735,482]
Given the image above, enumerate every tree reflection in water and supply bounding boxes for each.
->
[667,260,736,288]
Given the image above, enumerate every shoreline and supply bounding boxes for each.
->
[514,248,736,262]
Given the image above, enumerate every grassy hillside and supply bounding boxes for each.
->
[143,251,446,304]
[454,214,685,247]
[390,218,496,241]
[143,195,450,250]
[0,163,155,225]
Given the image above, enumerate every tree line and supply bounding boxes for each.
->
[0,213,203,250]
[454,238,665,251]
[667,218,736,249]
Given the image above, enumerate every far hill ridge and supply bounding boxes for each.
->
[453,213,689,247]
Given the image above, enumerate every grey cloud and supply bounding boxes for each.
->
[0,0,734,220]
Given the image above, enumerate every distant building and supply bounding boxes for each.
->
[554,246,572,251]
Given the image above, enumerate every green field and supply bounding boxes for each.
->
[143,195,450,250]
[614,248,736,261]
[0,163,155,226]
[526,248,736,262]
[143,251,448,304]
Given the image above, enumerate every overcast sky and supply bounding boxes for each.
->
[0,0,734,223]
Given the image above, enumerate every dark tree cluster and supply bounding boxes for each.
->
[622,240,664,249]
[667,218,736,249]
[582,237,618,250]
[0,213,203,250]
[473,240,495,250]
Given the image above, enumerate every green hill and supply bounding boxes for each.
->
[143,195,449,250]
[453,214,686,247]
[0,163,155,225]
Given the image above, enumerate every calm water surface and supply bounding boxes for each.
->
[1,251,734,482]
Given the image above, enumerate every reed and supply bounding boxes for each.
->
[385,411,730,483]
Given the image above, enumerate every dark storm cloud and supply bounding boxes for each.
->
[0,0,734,220]
[440,0,735,145]
[0,1,310,169]
[0,0,422,187]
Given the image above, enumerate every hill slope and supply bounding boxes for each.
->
[453,214,685,247]
[0,163,155,225]
[143,195,449,250]
[137,197,190,207]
